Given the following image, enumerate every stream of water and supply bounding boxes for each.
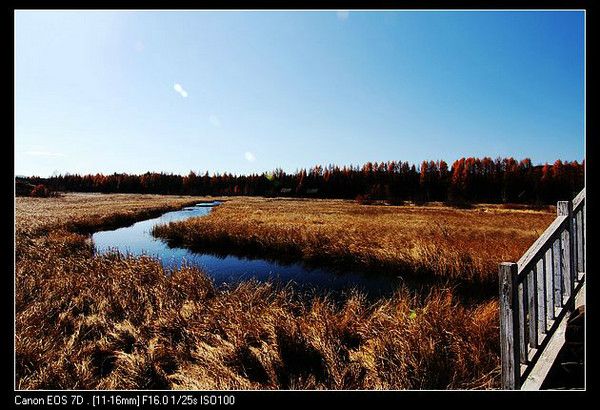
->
[92,202,402,297]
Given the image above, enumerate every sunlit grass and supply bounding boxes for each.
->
[153,197,555,284]
[16,235,500,389]
[15,194,554,389]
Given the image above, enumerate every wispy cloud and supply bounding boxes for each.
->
[244,151,256,162]
[337,10,350,21]
[174,83,188,98]
[24,150,65,158]
[208,114,221,127]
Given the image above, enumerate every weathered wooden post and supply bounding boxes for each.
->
[557,201,575,308]
[545,247,554,324]
[583,198,586,274]
[577,210,584,276]
[553,237,562,312]
[499,262,520,389]
[527,266,538,348]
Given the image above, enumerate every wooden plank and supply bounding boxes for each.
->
[527,268,538,348]
[553,238,562,310]
[501,189,584,390]
[519,281,528,363]
[536,258,547,338]
[561,230,572,304]
[575,281,585,308]
[576,210,584,274]
[557,201,574,305]
[581,200,587,272]
[518,216,568,278]
[500,262,520,389]
[572,187,585,211]
[572,212,579,276]
[521,281,585,390]
[520,309,568,390]
[571,213,579,280]
[566,203,576,294]
[545,247,554,325]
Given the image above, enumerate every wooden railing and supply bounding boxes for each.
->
[499,188,585,390]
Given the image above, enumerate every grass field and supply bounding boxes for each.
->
[16,193,215,236]
[15,194,555,389]
[153,197,555,284]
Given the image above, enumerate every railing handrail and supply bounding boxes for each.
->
[499,188,585,390]
[517,215,568,280]
[573,187,585,211]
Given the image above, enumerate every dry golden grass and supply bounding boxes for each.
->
[153,197,555,284]
[15,194,554,389]
[16,193,215,236]
[16,235,500,389]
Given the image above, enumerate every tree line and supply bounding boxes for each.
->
[19,157,584,204]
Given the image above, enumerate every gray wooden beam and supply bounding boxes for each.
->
[500,262,520,389]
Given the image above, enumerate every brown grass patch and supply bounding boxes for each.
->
[16,241,500,389]
[15,193,551,389]
[16,193,218,236]
[153,197,554,284]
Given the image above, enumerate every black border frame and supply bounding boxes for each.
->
[7,1,595,406]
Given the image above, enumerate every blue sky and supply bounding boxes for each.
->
[15,10,584,177]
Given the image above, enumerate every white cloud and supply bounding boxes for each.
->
[174,83,188,98]
[208,114,221,127]
[24,150,65,158]
[337,10,349,21]
[244,151,256,162]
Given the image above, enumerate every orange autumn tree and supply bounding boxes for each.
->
[27,157,584,204]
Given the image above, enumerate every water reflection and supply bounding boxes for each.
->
[92,201,402,298]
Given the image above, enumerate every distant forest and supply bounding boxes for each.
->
[19,157,584,204]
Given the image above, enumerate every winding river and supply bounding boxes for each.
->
[92,202,402,298]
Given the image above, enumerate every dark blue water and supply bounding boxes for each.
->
[92,202,402,297]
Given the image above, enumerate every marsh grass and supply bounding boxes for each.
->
[16,233,500,389]
[15,194,551,389]
[153,197,554,285]
[16,193,219,236]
